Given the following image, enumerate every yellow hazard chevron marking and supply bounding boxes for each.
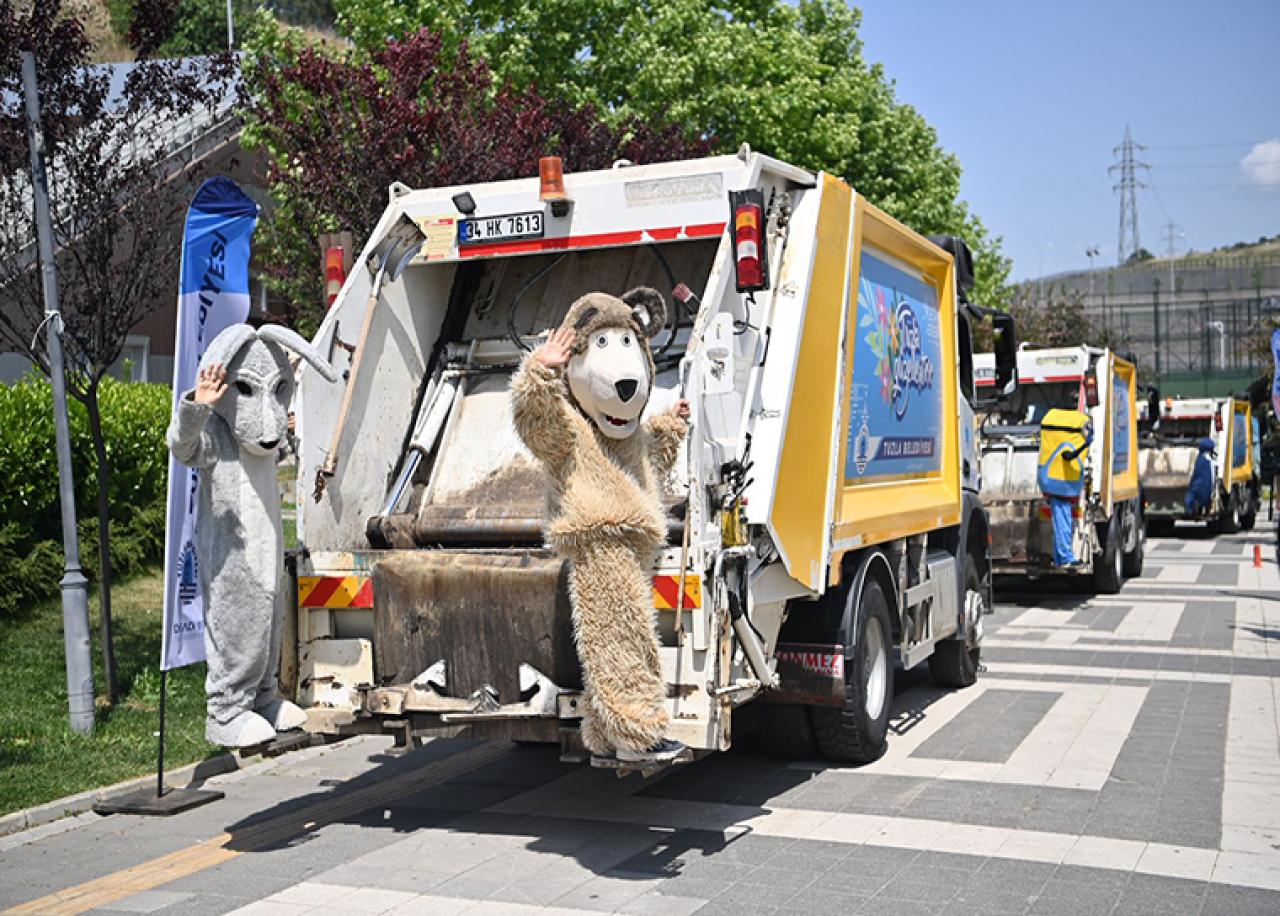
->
[297,575,373,608]
[653,574,701,610]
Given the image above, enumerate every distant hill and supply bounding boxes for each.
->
[1211,234,1280,256]
[79,0,338,63]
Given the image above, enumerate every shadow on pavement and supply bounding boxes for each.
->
[209,661,959,883]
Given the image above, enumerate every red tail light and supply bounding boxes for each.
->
[1215,412,1223,432]
[324,246,346,309]
[729,189,769,293]
[1083,375,1099,409]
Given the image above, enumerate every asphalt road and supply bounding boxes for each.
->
[3,527,1280,915]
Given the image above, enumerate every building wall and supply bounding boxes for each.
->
[1,134,272,387]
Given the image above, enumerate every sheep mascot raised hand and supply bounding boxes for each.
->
[511,287,689,765]
[167,323,337,747]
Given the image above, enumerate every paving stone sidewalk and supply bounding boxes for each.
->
[3,530,1280,915]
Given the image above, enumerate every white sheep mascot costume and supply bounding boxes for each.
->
[167,323,336,747]
[511,287,689,764]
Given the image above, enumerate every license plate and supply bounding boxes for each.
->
[458,211,544,245]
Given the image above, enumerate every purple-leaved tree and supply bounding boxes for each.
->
[245,26,710,332]
[0,0,235,702]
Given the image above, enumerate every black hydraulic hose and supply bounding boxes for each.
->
[506,253,569,352]
[387,262,482,492]
[647,243,681,360]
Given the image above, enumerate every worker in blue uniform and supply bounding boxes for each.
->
[1038,415,1093,567]
[1184,437,1216,516]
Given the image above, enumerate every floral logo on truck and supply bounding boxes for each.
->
[862,285,935,420]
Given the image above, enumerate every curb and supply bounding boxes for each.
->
[0,733,357,844]
[0,751,241,839]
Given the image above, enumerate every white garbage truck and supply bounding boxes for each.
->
[286,149,1017,767]
[1138,395,1260,534]
[975,346,1144,593]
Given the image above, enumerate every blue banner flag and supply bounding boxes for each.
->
[161,177,258,671]
[1271,328,1280,425]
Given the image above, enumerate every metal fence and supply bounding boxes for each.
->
[1032,257,1280,384]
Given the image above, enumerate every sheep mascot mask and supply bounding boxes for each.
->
[511,287,688,762]
[167,323,337,747]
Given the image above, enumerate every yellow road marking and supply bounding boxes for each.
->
[5,742,514,915]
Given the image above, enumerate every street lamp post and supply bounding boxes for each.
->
[1207,320,1226,371]
[1086,246,1100,298]
[21,51,95,735]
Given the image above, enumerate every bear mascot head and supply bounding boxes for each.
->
[560,286,667,439]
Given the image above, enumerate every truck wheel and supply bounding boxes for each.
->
[1122,503,1145,578]
[755,703,818,760]
[811,577,893,764]
[928,559,983,689]
[1240,496,1257,531]
[1221,491,1241,534]
[1093,517,1123,594]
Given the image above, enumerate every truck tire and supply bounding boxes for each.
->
[1240,495,1257,531]
[928,559,983,689]
[1220,490,1240,534]
[811,577,893,764]
[1093,516,1123,594]
[1122,502,1145,578]
[755,703,818,760]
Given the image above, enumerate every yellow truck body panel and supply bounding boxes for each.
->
[1227,398,1254,486]
[1106,354,1139,506]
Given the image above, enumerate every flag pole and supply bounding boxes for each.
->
[94,178,260,815]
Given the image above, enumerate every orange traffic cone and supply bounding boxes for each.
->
[1254,544,1262,568]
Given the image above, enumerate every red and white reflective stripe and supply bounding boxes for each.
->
[457,222,726,259]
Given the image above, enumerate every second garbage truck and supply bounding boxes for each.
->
[976,346,1144,592]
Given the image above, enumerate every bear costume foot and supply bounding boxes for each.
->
[206,710,276,747]
[255,697,307,731]
[617,738,686,764]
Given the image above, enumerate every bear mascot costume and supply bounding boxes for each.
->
[510,287,689,764]
[168,323,336,747]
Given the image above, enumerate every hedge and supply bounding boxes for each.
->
[0,375,172,618]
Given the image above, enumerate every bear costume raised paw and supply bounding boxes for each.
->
[510,287,688,764]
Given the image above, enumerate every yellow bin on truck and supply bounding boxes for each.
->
[289,151,1017,768]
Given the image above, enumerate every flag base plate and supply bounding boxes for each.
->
[93,786,224,817]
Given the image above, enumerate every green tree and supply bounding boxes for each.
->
[329,0,1011,305]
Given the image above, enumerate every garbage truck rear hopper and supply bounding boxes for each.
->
[288,150,1017,766]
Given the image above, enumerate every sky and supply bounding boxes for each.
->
[855,0,1280,281]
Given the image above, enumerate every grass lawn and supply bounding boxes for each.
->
[0,568,219,817]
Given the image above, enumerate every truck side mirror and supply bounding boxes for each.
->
[991,312,1017,396]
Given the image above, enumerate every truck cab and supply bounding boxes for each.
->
[975,346,1144,593]
[289,151,1014,769]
